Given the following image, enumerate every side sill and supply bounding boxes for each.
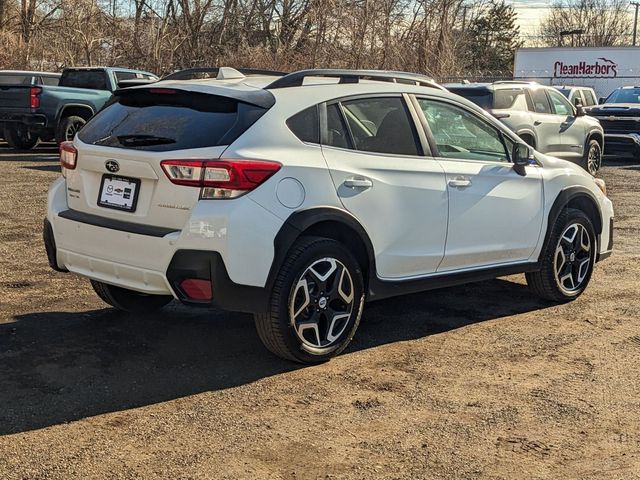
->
[58,209,179,238]
[367,262,540,302]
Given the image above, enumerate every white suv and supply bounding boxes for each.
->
[44,68,614,363]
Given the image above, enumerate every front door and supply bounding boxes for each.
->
[547,88,585,160]
[415,97,544,272]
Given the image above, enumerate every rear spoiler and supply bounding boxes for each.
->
[117,78,158,89]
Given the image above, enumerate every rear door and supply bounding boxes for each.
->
[67,88,268,230]
[320,95,448,279]
[547,88,585,160]
[415,96,543,271]
[528,87,564,157]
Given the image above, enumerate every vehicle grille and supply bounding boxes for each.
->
[595,118,640,134]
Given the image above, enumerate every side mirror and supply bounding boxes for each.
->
[512,142,533,167]
[575,105,585,117]
[598,97,606,104]
[574,97,583,107]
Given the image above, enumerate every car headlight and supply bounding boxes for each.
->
[593,178,607,196]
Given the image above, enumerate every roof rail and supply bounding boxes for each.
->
[265,69,446,90]
[494,80,539,85]
[163,67,287,81]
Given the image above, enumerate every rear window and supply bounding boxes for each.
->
[0,75,32,85]
[78,89,267,152]
[60,70,108,90]
[449,88,493,110]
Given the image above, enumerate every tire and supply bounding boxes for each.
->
[56,115,86,144]
[91,279,173,313]
[526,208,596,302]
[581,139,602,176]
[4,125,39,150]
[520,134,536,149]
[254,236,365,363]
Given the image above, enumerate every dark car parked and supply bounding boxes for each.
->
[587,86,640,159]
[0,67,157,150]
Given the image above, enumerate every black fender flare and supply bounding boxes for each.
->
[542,186,603,256]
[269,206,377,289]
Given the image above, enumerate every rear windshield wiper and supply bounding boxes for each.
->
[116,134,176,146]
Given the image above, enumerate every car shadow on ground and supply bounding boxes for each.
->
[1,277,552,435]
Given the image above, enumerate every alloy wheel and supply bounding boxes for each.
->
[554,223,592,295]
[289,257,355,350]
[65,121,83,141]
[587,144,601,176]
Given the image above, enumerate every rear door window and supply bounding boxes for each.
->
[78,89,268,152]
[325,103,352,149]
[493,88,527,111]
[339,97,421,156]
[531,88,552,114]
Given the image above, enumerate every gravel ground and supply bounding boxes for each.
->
[0,145,639,480]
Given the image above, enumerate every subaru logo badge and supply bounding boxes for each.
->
[105,160,120,173]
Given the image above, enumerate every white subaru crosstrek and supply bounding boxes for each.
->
[44,68,614,363]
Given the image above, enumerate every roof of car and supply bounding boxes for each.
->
[0,70,60,77]
[122,68,451,110]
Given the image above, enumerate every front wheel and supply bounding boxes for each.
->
[582,139,602,176]
[91,280,173,313]
[526,208,596,302]
[254,237,365,363]
[4,125,39,150]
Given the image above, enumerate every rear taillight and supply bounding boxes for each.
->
[59,141,77,171]
[160,159,281,199]
[30,86,42,109]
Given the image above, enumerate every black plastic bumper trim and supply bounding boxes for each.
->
[43,218,68,272]
[57,209,179,238]
[166,250,269,314]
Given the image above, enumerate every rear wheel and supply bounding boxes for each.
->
[56,115,86,144]
[581,139,602,176]
[254,237,365,363]
[526,208,596,302]
[4,125,39,150]
[91,280,173,313]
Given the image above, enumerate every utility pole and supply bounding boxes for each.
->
[633,2,640,46]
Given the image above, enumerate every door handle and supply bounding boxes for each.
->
[534,120,543,126]
[344,176,373,189]
[448,176,472,188]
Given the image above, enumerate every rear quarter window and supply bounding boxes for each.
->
[78,89,268,152]
[286,105,319,143]
[448,89,493,110]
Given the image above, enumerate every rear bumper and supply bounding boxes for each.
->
[603,133,640,156]
[0,112,47,127]
[45,177,281,313]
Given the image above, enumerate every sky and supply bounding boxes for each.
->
[509,0,551,37]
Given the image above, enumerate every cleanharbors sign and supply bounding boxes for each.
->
[514,47,640,97]
[554,58,618,77]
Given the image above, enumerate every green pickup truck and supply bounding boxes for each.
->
[0,67,157,149]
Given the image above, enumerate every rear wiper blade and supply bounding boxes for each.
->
[116,134,176,146]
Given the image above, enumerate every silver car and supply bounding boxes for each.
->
[447,81,604,175]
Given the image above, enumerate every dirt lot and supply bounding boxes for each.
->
[0,145,639,480]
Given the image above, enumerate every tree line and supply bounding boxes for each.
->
[0,0,629,78]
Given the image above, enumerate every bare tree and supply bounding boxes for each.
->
[541,0,632,47]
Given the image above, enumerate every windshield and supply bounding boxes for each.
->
[605,88,640,104]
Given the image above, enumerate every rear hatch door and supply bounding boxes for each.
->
[65,86,271,230]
